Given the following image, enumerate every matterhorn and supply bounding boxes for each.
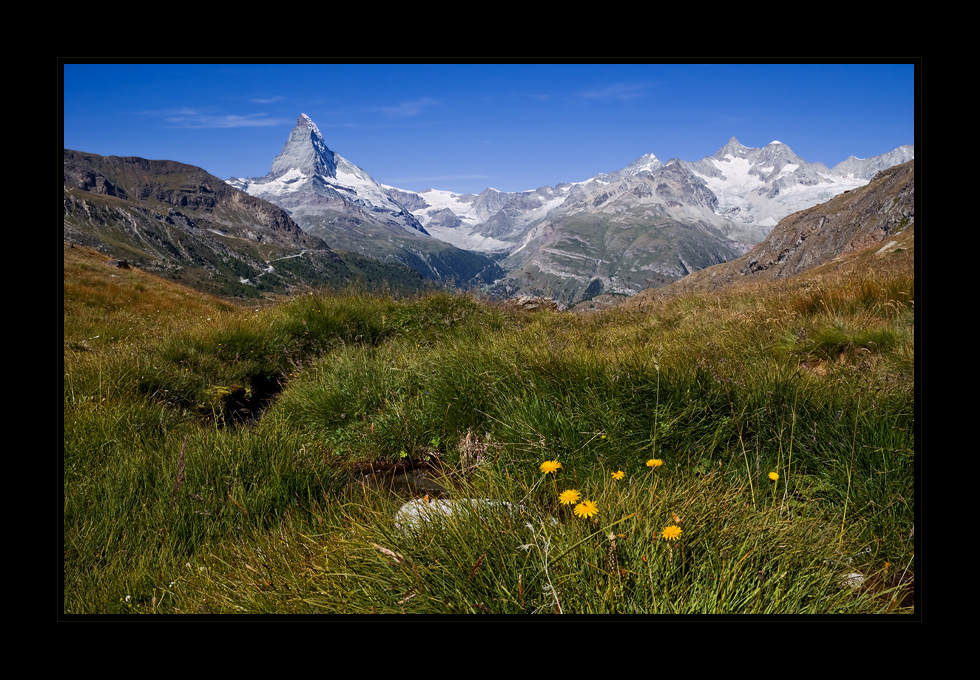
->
[228,114,503,286]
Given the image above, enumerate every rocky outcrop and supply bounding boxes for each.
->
[62,148,372,298]
[740,160,914,279]
[627,160,914,302]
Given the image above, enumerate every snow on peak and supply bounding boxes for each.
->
[298,113,321,136]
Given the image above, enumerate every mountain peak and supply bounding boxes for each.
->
[757,140,800,165]
[269,113,337,179]
[296,113,320,135]
[622,152,663,175]
[714,137,752,160]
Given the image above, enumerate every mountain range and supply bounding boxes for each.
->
[229,114,912,305]
[623,157,915,308]
[392,135,913,304]
[62,113,913,305]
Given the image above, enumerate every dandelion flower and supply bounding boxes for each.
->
[573,499,599,519]
[768,471,779,481]
[612,470,625,480]
[558,489,582,505]
[661,525,683,541]
[646,459,663,468]
[540,460,562,474]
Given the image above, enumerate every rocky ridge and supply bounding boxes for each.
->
[62,149,429,298]
[622,159,915,303]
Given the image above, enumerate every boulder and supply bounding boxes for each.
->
[394,497,524,534]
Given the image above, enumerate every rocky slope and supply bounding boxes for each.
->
[63,149,429,298]
[622,159,915,303]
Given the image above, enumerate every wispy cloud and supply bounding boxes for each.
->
[576,82,651,102]
[137,108,293,128]
[248,96,284,104]
[374,97,439,118]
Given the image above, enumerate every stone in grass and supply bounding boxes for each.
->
[839,572,866,588]
[394,497,525,534]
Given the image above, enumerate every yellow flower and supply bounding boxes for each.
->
[661,525,683,541]
[611,470,625,480]
[573,499,599,519]
[540,460,562,474]
[558,489,582,505]
[646,459,663,468]
[768,471,779,481]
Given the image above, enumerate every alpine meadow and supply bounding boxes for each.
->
[63,64,915,615]
[63,162,915,613]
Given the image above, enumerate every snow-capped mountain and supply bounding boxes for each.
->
[227,115,503,286]
[227,113,912,303]
[399,138,913,254]
[628,158,915,301]
[679,138,914,237]
[386,137,912,303]
[228,114,426,236]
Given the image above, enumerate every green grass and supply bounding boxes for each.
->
[63,244,915,615]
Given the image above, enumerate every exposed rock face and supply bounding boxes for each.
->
[383,186,430,212]
[269,114,338,179]
[626,159,914,302]
[508,295,565,311]
[64,150,326,248]
[62,149,375,298]
[233,115,428,235]
[652,161,719,211]
[741,160,914,279]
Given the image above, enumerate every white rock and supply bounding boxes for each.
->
[394,498,522,534]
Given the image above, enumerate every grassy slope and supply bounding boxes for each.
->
[63,238,915,615]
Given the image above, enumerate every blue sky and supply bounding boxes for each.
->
[63,62,917,195]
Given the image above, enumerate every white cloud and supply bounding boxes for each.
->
[577,82,650,102]
[137,108,292,128]
[375,97,439,118]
